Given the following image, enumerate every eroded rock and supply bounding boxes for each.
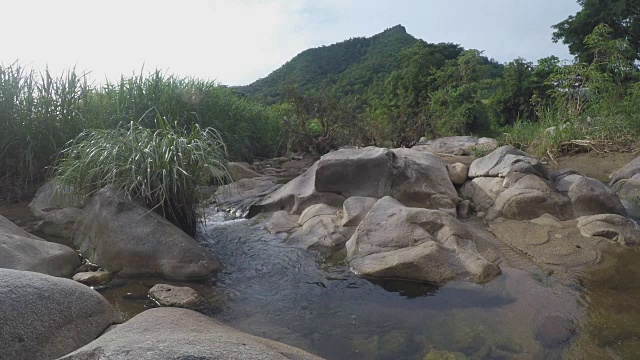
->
[148,284,200,308]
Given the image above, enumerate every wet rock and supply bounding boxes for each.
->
[0,268,118,360]
[215,176,281,211]
[535,315,575,348]
[414,136,498,155]
[265,210,300,234]
[58,307,324,360]
[342,196,377,226]
[468,146,549,179]
[447,162,469,186]
[289,213,354,251]
[346,197,500,284]
[148,284,200,308]
[227,162,261,181]
[457,199,473,218]
[252,147,458,216]
[29,180,85,219]
[33,207,85,247]
[577,214,640,245]
[554,171,626,217]
[74,187,220,280]
[73,271,112,286]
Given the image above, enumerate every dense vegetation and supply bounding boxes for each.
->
[241,0,640,159]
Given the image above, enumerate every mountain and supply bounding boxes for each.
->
[236,25,418,104]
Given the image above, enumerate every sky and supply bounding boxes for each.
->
[2,0,581,86]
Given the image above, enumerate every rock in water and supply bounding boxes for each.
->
[73,271,112,286]
[74,187,220,280]
[58,307,324,360]
[148,284,200,308]
[0,268,118,360]
[346,197,500,284]
[0,215,80,277]
[577,214,640,245]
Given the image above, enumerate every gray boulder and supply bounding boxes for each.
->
[0,215,80,277]
[29,181,85,219]
[346,197,500,284]
[252,147,458,216]
[33,207,85,247]
[342,196,378,226]
[148,284,200,308]
[447,162,469,186]
[468,146,549,179]
[228,162,261,181]
[288,204,354,251]
[610,156,640,185]
[554,171,626,217]
[577,214,640,245]
[73,271,112,286]
[414,136,498,155]
[74,187,220,280]
[215,176,281,212]
[0,268,118,360]
[59,307,324,360]
[459,177,507,213]
[265,211,300,234]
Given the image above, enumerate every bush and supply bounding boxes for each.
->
[52,115,229,235]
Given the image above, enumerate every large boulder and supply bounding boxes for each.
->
[345,197,500,284]
[59,307,324,360]
[215,176,281,210]
[459,177,508,213]
[468,146,549,179]
[227,162,261,181]
[342,196,378,226]
[0,269,118,360]
[74,187,220,280]
[414,136,498,155]
[252,147,458,216]
[487,175,572,221]
[609,156,640,219]
[29,180,85,219]
[577,214,640,245]
[33,207,85,247]
[288,204,354,251]
[553,170,626,217]
[0,215,80,277]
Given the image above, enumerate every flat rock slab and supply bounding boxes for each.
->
[59,307,324,360]
[148,284,200,308]
[73,271,112,286]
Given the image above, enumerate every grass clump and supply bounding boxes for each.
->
[52,113,229,235]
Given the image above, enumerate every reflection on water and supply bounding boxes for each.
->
[94,206,640,359]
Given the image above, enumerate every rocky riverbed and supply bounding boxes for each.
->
[2,136,640,359]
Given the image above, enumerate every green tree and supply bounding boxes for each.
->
[552,0,640,63]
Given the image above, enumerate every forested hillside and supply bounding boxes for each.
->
[236,25,418,104]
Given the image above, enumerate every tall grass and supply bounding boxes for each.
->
[0,62,283,197]
[52,114,228,235]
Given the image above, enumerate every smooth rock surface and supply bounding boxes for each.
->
[289,214,354,251]
[554,172,626,217]
[265,211,300,234]
[298,204,340,225]
[469,146,549,179]
[73,271,112,286]
[74,187,220,280]
[0,268,118,360]
[610,174,640,220]
[459,177,507,213]
[29,181,85,219]
[447,162,469,186]
[33,207,85,247]
[342,196,378,226]
[148,284,200,308]
[346,197,500,284]
[228,162,262,181]
[215,176,281,211]
[59,307,324,360]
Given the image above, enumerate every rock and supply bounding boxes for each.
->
[577,214,640,245]
[227,162,261,181]
[342,196,378,226]
[252,147,458,216]
[0,215,81,277]
[74,187,220,280]
[215,176,281,210]
[447,163,469,186]
[459,177,508,213]
[609,156,640,185]
[424,350,468,360]
[554,173,626,217]
[0,268,118,360]
[298,204,340,225]
[265,211,300,234]
[468,146,549,179]
[413,136,498,155]
[610,174,640,220]
[59,307,324,360]
[73,271,112,286]
[33,207,85,247]
[289,212,354,251]
[457,200,473,218]
[536,315,575,348]
[346,197,500,284]
[487,175,572,221]
[148,284,200,308]
[29,180,85,219]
